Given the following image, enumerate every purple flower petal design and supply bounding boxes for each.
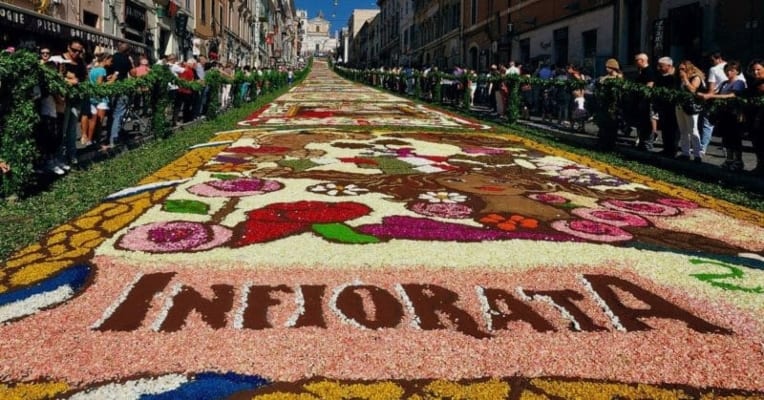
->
[551,219,633,242]
[188,177,284,197]
[602,200,679,217]
[357,216,580,242]
[571,208,649,227]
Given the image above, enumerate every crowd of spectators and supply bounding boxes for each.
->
[28,37,278,177]
[358,52,764,175]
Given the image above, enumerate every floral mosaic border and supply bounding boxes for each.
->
[1,62,763,395]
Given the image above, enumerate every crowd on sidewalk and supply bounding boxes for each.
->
[18,38,281,177]
[361,52,764,176]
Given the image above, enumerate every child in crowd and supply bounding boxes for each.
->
[571,89,588,132]
[541,88,555,123]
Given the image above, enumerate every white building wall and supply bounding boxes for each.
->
[513,5,614,69]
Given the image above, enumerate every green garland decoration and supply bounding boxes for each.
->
[335,65,764,131]
[463,75,473,109]
[506,77,522,123]
[432,72,442,103]
[0,51,41,197]
[204,69,223,121]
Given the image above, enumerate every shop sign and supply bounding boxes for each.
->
[0,3,118,47]
[653,19,666,56]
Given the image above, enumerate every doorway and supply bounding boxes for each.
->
[553,27,568,66]
[469,46,478,71]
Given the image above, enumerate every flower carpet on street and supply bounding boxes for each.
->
[1,61,763,399]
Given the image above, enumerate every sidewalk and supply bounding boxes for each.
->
[468,104,764,194]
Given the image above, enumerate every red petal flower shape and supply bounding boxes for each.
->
[234,201,372,246]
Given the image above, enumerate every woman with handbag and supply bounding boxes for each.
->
[675,60,705,162]
[698,61,748,171]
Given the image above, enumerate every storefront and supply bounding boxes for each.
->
[0,2,146,55]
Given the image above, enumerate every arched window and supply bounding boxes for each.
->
[316,26,320,33]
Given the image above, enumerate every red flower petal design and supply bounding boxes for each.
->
[234,201,372,246]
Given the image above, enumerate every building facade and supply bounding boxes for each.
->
[298,10,337,57]
[398,0,414,67]
[0,0,298,67]
[346,9,380,67]
[615,0,763,70]
[376,0,400,67]
[410,0,461,69]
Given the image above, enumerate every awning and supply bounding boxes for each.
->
[0,2,147,50]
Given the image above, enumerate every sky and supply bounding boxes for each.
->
[294,0,379,35]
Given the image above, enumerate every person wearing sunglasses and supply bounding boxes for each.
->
[39,48,51,63]
[56,38,89,171]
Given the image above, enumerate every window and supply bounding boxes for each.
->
[626,0,642,58]
[83,11,98,28]
[519,38,530,65]
[316,25,320,33]
[469,46,478,70]
[553,27,569,66]
[582,29,597,59]
[471,0,477,25]
[201,0,206,24]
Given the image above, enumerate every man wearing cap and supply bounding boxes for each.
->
[596,58,624,148]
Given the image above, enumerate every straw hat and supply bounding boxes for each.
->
[605,58,620,71]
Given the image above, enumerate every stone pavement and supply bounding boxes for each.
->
[1,61,763,398]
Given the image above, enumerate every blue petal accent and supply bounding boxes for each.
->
[140,372,270,400]
[0,264,91,307]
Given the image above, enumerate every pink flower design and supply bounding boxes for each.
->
[551,219,633,242]
[656,198,699,209]
[117,221,232,253]
[571,208,649,227]
[462,147,506,155]
[188,177,283,197]
[528,193,568,205]
[601,200,679,217]
[410,201,473,219]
